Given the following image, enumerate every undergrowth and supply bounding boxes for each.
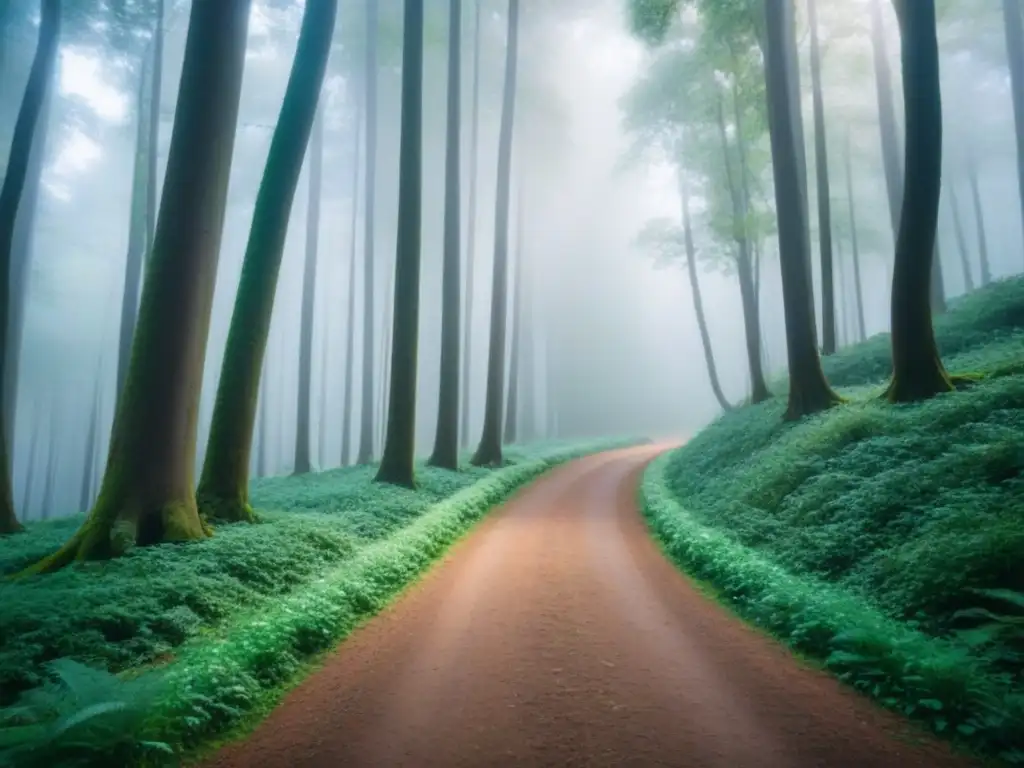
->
[643,275,1024,762]
[0,438,638,766]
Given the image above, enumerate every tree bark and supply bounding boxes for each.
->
[678,167,731,412]
[341,96,363,466]
[966,147,992,286]
[376,0,425,487]
[471,0,520,467]
[0,0,60,535]
[504,185,523,445]
[357,0,380,465]
[20,0,252,571]
[807,0,836,355]
[145,0,164,265]
[428,0,462,471]
[376,264,393,454]
[1003,0,1024,263]
[886,0,951,402]
[196,0,335,521]
[843,131,868,342]
[947,183,975,293]
[293,107,325,476]
[763,0,840,420]
[460,1,483,449]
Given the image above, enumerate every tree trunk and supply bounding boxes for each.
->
[835,238,848,348]
[808,0,836,355]
[460,1,483,449]
[1003,0,1024,263]
[256,361,268,479]
[376,264,393,454]
[21,0,252,571]
[341,98,363,466]
[886,0,951,403]
[116,0,164,402]
[0,0,60,535]
[931,243,947,313]
[717,91,770,404]
[318,310,329,469]
[357,1,380,466]
[196,1,334,521]
[678,168,731,412]
[763,0,840,420]
[966,147,992,286]
[294,108,325,476]
[503,186,523,445]
[519,260,536,443]
[428,0,462,471]
[948,183,975,293]
[79,371,102,512]
[871,0,904,236]
[471,0,520,468]
[19,405,40,517]
[843,132,868,342]
[40,411,57,520]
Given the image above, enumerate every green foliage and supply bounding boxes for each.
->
[0,439,639,766]
[642,276,1024,762]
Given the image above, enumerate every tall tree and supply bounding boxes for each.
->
[0,0,61,535]
[376,263,394,454]
[965,147,992,286]
[472,0,520,467]
[318,313,329,468]
[255,360,268,479]
[807,0,836,355]
[197,0,336,522]
[843,132,868,342]
[870,0,903,235]
[79,370,102,512]
[1003,0,1024,260]
[115,0,164,400]
[763,0,839,420]
[460,1,483,449]
[357,0,380,465]
[886,0,951,402]
[19,404,40,516]
[428,0,463,471]
[504,186,524,445]
[376,0,425,487]
[341,96,363,466]
[39,411,57,520]
[947,183,975,293]
[294,107,325,475]
[22,0,252,572]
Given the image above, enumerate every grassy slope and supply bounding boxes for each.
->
[642,276,1024,763]
[0,438,639,766]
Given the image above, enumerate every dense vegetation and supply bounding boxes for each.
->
[643,275,1024,763]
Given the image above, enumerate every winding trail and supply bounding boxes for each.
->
[202,444,974,768]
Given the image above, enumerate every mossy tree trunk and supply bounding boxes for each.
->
[807,0,836,356]
[0,0,60,535]
[376,0,425,488]
[886,0,951,403]
[460,1,482,450]
[678,167,731,413]
[1002,0,1024,264]
[763,0,840,421]
[24,0,251,570]
[947,183,975,293]
[294,107,325,476]
[503,185,523,446]
[843,131,868,342]
[116,0,164,402]
[341,95,363,466]
[966,147,992,286]
[472,0,520,468]
[197,0,335,521]
[357,1,380,466]
[428,0,462,471]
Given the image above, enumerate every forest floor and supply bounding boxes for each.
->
[0,438,637,766]
[200,445,966,768]
[643,275,1024,764]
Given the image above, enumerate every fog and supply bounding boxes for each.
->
[1,0,1020,519]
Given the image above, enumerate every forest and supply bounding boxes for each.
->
[0,0,1022,765]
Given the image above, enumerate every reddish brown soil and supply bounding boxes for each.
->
[201,445,976,768]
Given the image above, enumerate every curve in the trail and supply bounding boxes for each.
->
[201,445,974,768]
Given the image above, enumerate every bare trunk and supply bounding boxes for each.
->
[429,0,462,470]
[294,107,325,476]
[341,97,362,466]
[357,1,379,465]
[947,183,975,293]
[22,0,251,571]
[966,147,992,285]
[887,0,951,402]
[471,0,520,467]
[460,1,482,449]
[0,0,61,535]
[843,132,868,341]
[1003,0,1024,263]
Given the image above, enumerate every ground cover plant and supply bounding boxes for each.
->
[642,276,1024,763]
[0,438,638,767]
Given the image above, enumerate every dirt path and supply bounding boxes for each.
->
[202,445,974,768]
